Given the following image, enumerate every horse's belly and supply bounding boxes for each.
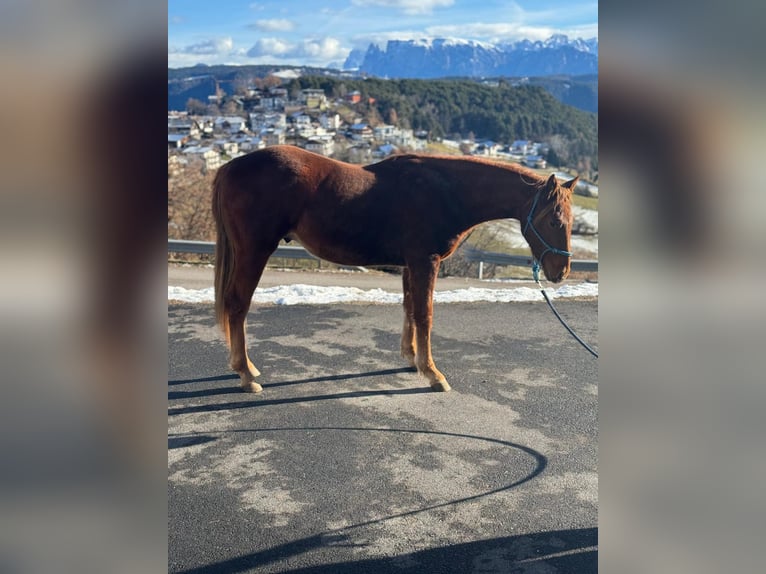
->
[293,225,403,267]
[301,240,403,267]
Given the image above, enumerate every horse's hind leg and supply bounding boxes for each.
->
[226,250,272,393]
[406,256,451,392]
[400,268,417,369]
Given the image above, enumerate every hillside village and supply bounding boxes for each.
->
[168,81,598,262]
[167,85,557,175]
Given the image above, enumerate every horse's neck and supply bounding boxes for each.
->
[454,167,536,226]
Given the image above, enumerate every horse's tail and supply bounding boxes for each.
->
[212,166,234,343]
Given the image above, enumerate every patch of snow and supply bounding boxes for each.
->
[573,205,598,231]
[479,207,599,257]
[168,283,597,305]
[272,69,302,79]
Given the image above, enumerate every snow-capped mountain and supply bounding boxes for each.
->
[345,35,598,78]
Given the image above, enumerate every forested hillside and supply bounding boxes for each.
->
[288,76,597,170]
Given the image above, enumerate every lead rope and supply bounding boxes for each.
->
[532,261,599,359]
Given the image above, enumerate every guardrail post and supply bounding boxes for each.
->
[478,261,484,280]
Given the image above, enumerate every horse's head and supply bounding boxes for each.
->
[522,174,578,283]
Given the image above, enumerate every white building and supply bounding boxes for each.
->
[319,113,341,130]
[261,128,285,146]
[304,138,334,156]
[249,112,286,131]
[183,146,224,171]
[214,116,247,133]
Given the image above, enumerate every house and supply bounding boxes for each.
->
[300,88,327,110]
[168,117,200,138]
[372,143,398,159]
[168,133,188,149]
[293,114,316,138]
[304,138,334,156]
[214,116,247,133]
[373,124,397,142]
[260,95,286,110]
[195,117,215,135]
[214,141,239,156]
[249,112,286,131]
[392,128,415,148]
[510,140,530,155]
[347,143,372,163]
[350,123,373,141]
[319,113,341,130]
[345,90,362,104]
[261,128,285,146]
[183,146,224,171]
[262,87,288,110]
[474,140,500,156]
[231,135,264,152]
[522,155,547,169]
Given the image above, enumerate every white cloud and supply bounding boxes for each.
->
[299,37,346,60]
[351,30,431,49]
[246,36,348,64]
[172,37,234,56]
[350,0,454,16]
[425,23,551,43]
[247,38,294,57]
[251,18,294,32]
[350,22,597,52]
[424,22,597,44]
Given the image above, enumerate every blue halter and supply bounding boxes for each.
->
[522,188,572,282]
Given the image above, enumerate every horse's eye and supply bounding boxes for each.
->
[549,218,562,229]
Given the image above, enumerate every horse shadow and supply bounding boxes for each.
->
[167,367,423,411]
[173,526,597,574]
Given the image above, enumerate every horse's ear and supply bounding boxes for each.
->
[563,177,579,193]
[546,174,558,192]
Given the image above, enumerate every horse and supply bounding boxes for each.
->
[212,145,577,393]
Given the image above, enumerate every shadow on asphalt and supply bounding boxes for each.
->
[168,426,548,536]
[266,367,417,388]
[167,387,431,415]
[167,367,424,412]
[175,527,597,574]
[168,373,239,386]
[168,428,560,573]
[168,435,217,449]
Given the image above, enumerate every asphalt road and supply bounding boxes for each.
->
[168,282,598,573]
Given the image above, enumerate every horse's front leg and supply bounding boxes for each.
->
[406,255,451,392]
[400,267,417,369]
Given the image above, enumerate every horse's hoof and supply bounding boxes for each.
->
[241,381,263,393]
[430,380,451,392]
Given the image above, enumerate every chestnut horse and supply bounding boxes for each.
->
[213,145,577,393]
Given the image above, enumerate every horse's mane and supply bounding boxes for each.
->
[387,151,544,180]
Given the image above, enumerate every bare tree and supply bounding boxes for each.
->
[186,98,207,115]
[168,158,217,241]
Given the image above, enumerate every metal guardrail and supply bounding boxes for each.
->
[168,240,597,277]
[462,247,597,278]
[462,247,598,271]
[168,240,318,260]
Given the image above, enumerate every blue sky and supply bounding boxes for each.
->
[168,0,597,68]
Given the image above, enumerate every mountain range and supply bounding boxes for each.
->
[343,34,598,79]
